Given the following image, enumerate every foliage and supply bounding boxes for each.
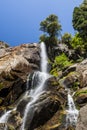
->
[50,53,72,76]
[40,14,62,59]
[71,33,84,51]
[72,81,80,91]
[40,34,58,49]
[54,53,72,69]
[40,14,61,37]
[75,89,87,97]
[62,33,72,48]
[50,67,59,77]
[72,0,87,42]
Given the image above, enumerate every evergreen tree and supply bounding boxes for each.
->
[40,14,61,38]
[39,14,62,60]
[62,33,72,48]
[72,0,87,41]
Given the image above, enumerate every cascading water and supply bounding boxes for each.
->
[59,80,79,127]
[40,42,48,73]
[0,110,12,123]
[21,42,49,130]
[0,108,16,130]
[66,90,79,127]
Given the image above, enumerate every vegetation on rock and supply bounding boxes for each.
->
[50,53,72,76]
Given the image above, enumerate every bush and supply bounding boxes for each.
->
[54,53,72,69]
[50,53,72,76]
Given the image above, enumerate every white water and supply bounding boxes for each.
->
[21,42,49,130]
[0,110,12,123]
[0,107,16,123]
[40,42,48,73]
[0,108,16,130]
[66,91,79,127]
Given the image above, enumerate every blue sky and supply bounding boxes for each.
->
[0,0,83,46]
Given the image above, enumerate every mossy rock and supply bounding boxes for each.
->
[74,87,87,107]
[8,124,15,130]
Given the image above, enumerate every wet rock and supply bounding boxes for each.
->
[0,123,7,130]
[23,77,67,130]
[35,110,67,130]
[7,110,22,130]
[17,95,31,117]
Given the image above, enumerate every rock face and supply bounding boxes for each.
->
[54,43,79,61]
[76,104,87,130]
[0,43,40,106]
[76,59,87,88]
[1,42,87,130]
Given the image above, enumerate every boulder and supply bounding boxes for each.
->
[76,104,87,130]
[0,123,7,130]
[76,59,87,88]
[62,64,78,77]
[74,87,87,107]
[59,72,79,90]
[7,110,22,130]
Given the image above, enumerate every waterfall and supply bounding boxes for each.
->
[21,42,49,130]
[0,108,16,130]
[0,110,12,123]
[66,91,79,127]
[40,42,48,73]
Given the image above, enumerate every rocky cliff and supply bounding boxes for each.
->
[0,42,87,130]
[0,43,40,107]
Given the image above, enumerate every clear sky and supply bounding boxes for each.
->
[0,0,83,46]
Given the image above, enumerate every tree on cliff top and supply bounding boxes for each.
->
[39,14,62,59]
[40,14,61,38]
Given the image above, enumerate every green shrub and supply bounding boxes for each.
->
[71,33,84,51]
[54,53,72,70]
[50,53,72,76]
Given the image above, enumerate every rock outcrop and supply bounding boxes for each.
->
[0,43,40,107]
